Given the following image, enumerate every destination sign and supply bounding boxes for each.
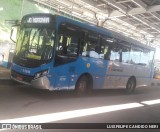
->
[27,17,50,24]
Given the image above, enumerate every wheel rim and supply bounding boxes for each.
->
[77,80,87,92]
[127,79,135,92]
[128,81,134,89]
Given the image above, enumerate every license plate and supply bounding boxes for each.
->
[16,76,23,81]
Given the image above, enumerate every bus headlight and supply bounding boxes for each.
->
[34,69,48,79]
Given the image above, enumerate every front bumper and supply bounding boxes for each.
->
[11,70,54,90]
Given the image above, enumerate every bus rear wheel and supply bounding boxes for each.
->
[75,76,88,94]
[126,78,136,94]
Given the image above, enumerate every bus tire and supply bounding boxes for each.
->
[126,77,136,94]
[75,76,89,94]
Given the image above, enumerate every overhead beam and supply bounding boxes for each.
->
[131,15,160,33]
[40,1,96,24]
[116,0,131,4]
[77,0,108,13]
[105,0,160,34]
[35,0,96,18]
[151,21,160,24]
[151,12,160,21]
[110,5,160,18]
[77,0,160,36]
[147,5,160,12]
[76,0,160,18]
[101,0,127,14]
[131,0,147,9]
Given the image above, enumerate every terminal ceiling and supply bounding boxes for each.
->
[33,0,160,48]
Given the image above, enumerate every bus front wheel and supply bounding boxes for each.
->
[126,78,136,94]
[75,76,88,94]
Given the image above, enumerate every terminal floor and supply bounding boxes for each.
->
[0,81,160,131]
[0,66,10,79]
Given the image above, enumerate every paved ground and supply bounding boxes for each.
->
[0,66,10,79]
[0,80,160,132]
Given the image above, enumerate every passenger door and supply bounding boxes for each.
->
[54,24,83,89]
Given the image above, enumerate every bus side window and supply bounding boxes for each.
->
[130,46,141,64]
[56,26,81,57]
[100,38,112,60]
[121,46,130,63]
[55,24,81,66]
[110,45,121,62]
[140,50,150,66]
[82,34,100,58]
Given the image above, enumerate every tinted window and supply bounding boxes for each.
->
[55,24,82,66]
[110,44,121,62]
[82,34,100,58]
[100,38,112,60]
[121,45,130,63]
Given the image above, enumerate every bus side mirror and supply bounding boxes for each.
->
[10,25,19,43]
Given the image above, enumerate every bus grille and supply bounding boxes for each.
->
[11,70,34,83]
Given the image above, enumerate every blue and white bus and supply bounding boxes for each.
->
[10,13,155,93]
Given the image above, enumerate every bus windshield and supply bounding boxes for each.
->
[15,27,55,62]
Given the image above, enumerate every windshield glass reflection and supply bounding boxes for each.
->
[15,28,55,61]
